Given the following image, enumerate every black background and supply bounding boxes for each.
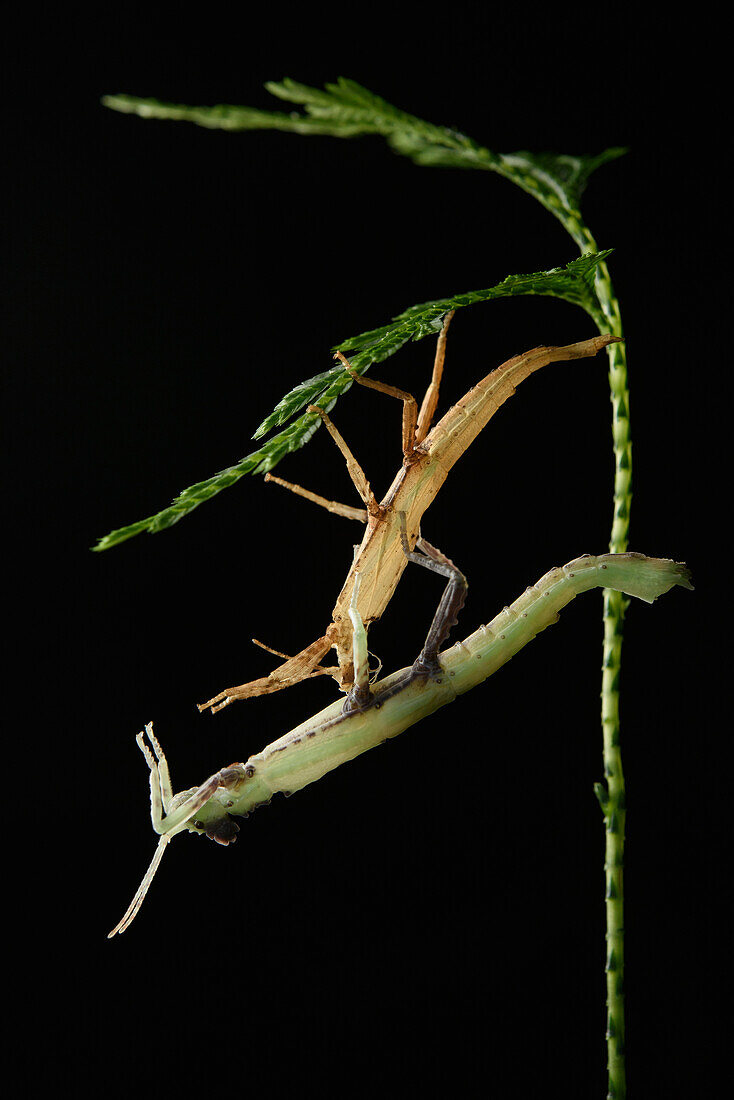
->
[10,8,727,1097]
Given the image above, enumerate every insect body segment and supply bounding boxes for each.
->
[341,527,467,715]
[199,322,621,713]
[110,552,691,937]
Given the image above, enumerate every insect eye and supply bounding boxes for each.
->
[204,817,240,845]
[193,820,204,829]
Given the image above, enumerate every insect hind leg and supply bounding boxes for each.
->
[398,514,467,679]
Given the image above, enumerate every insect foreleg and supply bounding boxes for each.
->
[142,721,173,809]
[159,774,224,834]
[134,725,169,830]
[108,726,227,938]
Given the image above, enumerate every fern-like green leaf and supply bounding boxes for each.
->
[93,253,610,550]
[98,79,626,550]
[103,78,626,234]
[255,252,610,436]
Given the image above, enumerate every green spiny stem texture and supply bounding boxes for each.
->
[501,159,633,1094]
[602,597,627,1099]
[588,254,630,1100]
[507,170,632,1094]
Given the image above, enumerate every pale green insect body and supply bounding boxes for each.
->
[109,551,691,936]
[177,552,692,836]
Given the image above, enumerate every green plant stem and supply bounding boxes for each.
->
[600,592,627,1100]
[586,250,630,1100]
[560,209,630,1097]
[409,145,633,1092]
[547,199,630,1096]
[554,198,630,1097]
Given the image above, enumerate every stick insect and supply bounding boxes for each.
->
[110,550,692,935]
[199,320,622,712]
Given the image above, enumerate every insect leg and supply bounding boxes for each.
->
[414,309,455,444]
[335,349,418,461]
[135,724,221,834]
[342,573,371,714]
[157,773,223,834]
[199,633,335,713]
[109,729,222,938]
[142,722,173,810]
[251,637,339,677]
[264,473,368,523]
[397,513,467,679]
[134,727,167,831]
[307,404,381,517]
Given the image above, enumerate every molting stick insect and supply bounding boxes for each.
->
[110,550,692,936]
[199,318,623,712]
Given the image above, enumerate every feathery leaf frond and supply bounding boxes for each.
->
[103,78,626,231]
[93,253,610,550]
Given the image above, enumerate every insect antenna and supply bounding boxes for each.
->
[107,834,172,938]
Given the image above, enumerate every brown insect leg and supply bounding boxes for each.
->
[251,637,339,676]
[264,473,368,522]
[335,349,418,461]
[198,634,334,714]
[414,309,455,445]
[410,538,467,676]
[307,404,382,518]
[250,637,291,660]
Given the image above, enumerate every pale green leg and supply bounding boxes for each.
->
[135,728,169,830]
[136,723,220,836]
[109,728,238,937]
[343,573,371,713]
[144,721,173,807]
[158,778,222,834]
